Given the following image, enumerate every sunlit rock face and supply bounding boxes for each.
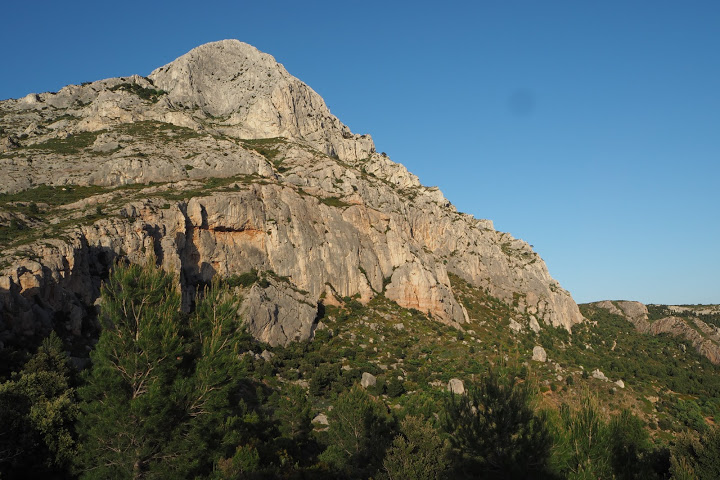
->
[0,40,584,346]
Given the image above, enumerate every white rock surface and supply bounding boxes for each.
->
[529,315,541,333]
[448,378,465,395]
[361,372,377,388]
[532,346,547,362]
[312,413,328,425]
[149,40,375,163]
[509,319,523,332]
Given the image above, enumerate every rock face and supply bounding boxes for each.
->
[529,316,541,333]
[311,413,329,426]
[591,301,720,365]
[0,40,585,348]
[239,280,318,346]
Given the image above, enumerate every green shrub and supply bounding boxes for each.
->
[386,377,406,398]
[226,269,259,288]
[109,83,167,103]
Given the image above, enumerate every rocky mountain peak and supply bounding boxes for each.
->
[149,40,289,117]
[149,40,374,162]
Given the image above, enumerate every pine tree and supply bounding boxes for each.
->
[671,427,720,479]
[162,282,249,477]
[442,367,553,479]
[275,383,312,441]
[76,259,263,479]
[381,415,449,480]
[550,394,612,479]
[608,409,654,479]
[319,384,394,478]
[76,259,186,479]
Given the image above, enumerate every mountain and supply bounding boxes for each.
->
[3,40,720,479]
[0,39,582,348]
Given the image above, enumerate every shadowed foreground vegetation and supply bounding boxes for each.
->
[1,260,719,478]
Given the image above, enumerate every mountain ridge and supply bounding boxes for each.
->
[588,300,720,364]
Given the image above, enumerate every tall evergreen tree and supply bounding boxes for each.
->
[76,258,186,479]
[76,258,263,479]
[550,394,612,480]
[163,282,250,477]
[608,409,656,479]
[670,426,720,480]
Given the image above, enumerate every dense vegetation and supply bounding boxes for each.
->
[1,260,719,478]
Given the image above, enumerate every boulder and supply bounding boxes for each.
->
[532,346,547,362]
[239,279,318,346]
[529,316,541,333]
[311,413,328,425]
[361,372,376,388]
[448,378,465,395]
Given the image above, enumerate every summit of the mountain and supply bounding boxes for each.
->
[149,39,374,161]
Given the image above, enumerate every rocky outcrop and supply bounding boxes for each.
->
[0,40,585,347]
[648,316,720,365]
[592,301,720,365]
[529,316,541,333]
[239,280,318,346]
[312,413,328,426]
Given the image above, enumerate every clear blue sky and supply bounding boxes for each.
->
[2,1,718,305]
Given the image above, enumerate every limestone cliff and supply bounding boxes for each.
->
[0,40,584,347]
